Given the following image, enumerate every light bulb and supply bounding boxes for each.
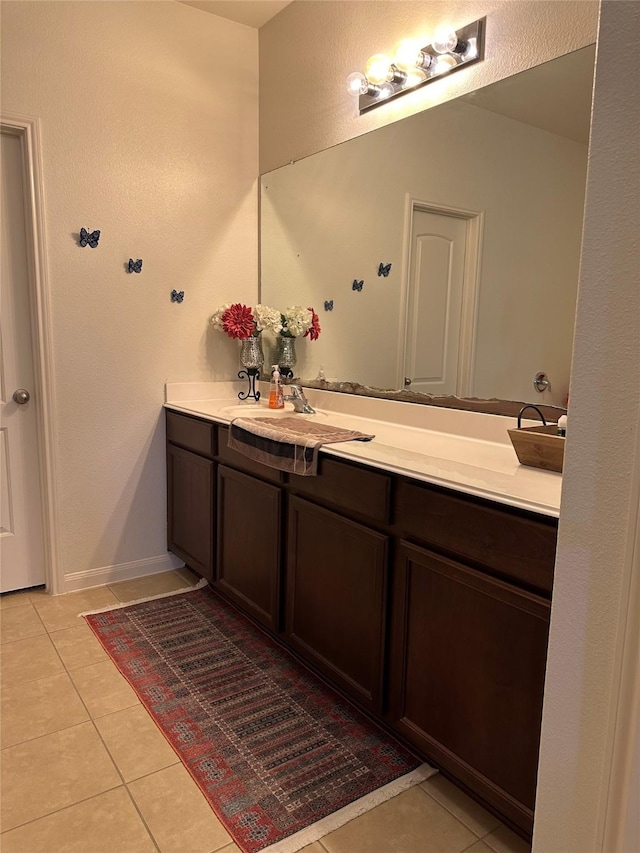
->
[346,72,368,96]
[432,26,458,54]
[377,82,395,99]
[433,54,458,74]
[463,37,478,59]
[394,40,422,72]
[417,51,437,72]
[365,54,392,85]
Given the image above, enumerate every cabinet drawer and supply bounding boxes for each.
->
[217,427,284,484]
[290,457,391,525]
[396,480,556,594]
[166,411,215,458]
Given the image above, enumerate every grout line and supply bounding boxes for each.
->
[0,784,124,835]
[120,784,162,853]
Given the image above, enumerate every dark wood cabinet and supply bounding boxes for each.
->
[387,541,550,833]
[285,497,388,712]
[166,443,215,580]
[214,465,282,632]
[166,408,557,837]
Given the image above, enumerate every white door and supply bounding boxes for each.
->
[403,209,468,395]
[0,130,45,592]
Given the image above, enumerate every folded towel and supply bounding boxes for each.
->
[228,416,375,476]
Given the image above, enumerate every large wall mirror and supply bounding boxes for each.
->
[260,46,595,413]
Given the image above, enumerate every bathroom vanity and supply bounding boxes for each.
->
[165,386,560,838]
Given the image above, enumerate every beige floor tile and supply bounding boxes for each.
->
[32,586,119,632]
[0,633,65,688]
[128,762,232,853]
[50,622,109,670]
[0,590,35,610]
[70,659,140,718]
[321,786,476,853]
[216,845,242,853]
[0,786,156,853]
[421,775,501,836]
[108,570,197,603]
[176,565,202,585]
[0,603,46,644]
[299,844,328,853]
[461,843,493,853]
[1,720,121,831]
[95,704,180,781]
[1,671,89,747]
[483,825,531,853]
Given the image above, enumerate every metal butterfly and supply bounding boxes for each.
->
[324,300,334,311]
[128,259,143,274]
[79,228,100,248]
[352,279,364,292]
[378,262,392,277]
[171,290,185,303]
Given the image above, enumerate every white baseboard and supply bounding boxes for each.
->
[63,553,186,593]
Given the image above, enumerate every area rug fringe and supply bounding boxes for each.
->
[78,576,208,617]
[260,763,437,853]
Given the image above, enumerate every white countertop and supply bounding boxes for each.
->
[165,382,563,518]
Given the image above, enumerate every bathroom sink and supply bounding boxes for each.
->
[220,404,326,419]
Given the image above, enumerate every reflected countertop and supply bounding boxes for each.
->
[164,381,562,519]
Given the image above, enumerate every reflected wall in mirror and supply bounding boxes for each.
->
[260,47,595,410]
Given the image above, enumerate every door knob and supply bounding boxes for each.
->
[404,377,412,387]
[13,389,30,405]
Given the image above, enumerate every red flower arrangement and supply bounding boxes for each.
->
[221,304,255,340]
[304,307,321,341]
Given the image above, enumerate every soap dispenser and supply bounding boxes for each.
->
[268,365,284,410]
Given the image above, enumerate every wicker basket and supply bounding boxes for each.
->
[508,424,564,473]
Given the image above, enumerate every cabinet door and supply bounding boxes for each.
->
[214,465,282,632]
[388,541,550,834]
[167,443,214,581]
[286,497,388,712]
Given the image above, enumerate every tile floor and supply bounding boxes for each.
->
[0,570,532,853]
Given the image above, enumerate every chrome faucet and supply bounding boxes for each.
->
[283,384,316,414]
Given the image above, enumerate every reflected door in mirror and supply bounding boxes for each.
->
[404,208,470,395]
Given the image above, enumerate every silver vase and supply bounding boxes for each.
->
[275,336,297,376]
[239,335,264,370]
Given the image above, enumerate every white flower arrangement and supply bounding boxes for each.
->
[281,306,313,337]
[210,303,232,330]
[254,304,283,335]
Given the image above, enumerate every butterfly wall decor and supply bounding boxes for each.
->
[171,290,185,303]
[79,228,100,248]
[324,300,334,311]
[352,280,364,292]
[128,259,143,274]
[378,263,392,277]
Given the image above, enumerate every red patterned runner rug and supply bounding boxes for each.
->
[83,583,435,853]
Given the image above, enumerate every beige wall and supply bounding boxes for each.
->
[259,0,598,172]
[1,1,258,586]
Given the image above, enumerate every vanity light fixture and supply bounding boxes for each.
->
[347,17,485,113]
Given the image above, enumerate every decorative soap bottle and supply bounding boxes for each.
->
[268,365,284,410]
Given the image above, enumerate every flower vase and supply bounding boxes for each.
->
[237,335,264,402]
[239,336,264,370]
[275,336,297,379]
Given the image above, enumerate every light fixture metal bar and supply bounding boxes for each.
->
[358,17,485,114]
